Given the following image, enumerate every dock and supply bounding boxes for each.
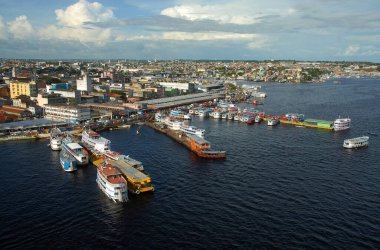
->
[145,122,226,159]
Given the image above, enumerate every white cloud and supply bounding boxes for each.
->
[40,0,114,46]
[128,31,259,41]
[344,45,360,56]
[160,2,295,25]
[8,15,34,39]
[0,16,6,40]
[39,25,111,46]
[55,0,114,27]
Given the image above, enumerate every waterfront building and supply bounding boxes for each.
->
[10,79,38,99]
[156,82,195,93]
[44,104,91,122]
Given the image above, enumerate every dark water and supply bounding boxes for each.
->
[1,78,380,249]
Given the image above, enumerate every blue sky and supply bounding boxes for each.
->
[0,0,380,62]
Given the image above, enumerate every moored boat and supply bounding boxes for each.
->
[185,134,226,159]
[343,136,369,149]
[97,162,128,202]
[60,148,77,172]
[267,118,279,126]
[82,129,111,153]
[50,128,63,150]
[180,124,205,138]
[63,135,89,166]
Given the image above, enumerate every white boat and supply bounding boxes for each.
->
[213,112,221,119]
[234,115,240,121]
[255,116,262,123]
[97,162,128,202]
[221,113,227,119]
[180,124,205,138]
[82,129,111,153]
[162,117,183,130]
[267,118,279,126]
[50,128,63,150]
[227,113,235,120]
[334,117,351,131]
[60,148,77,172]
[183,114,192,120]
[62,136,89,166]
[343,136,369,149]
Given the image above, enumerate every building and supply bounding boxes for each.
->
[37,93,68,107]
[0,105,33,119]
[44,105,91,122]
[51,90,81,104]
[156,82,195,92]
[10,79,38,99]
[46,83,71,92]
[76,74,91,92]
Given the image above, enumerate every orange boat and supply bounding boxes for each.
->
[185,134,226,159]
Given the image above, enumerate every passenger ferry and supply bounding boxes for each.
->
[60,148,77,172]
[50,127,63,151]
[333,117,351,131]
[180,124,205,138]
[62,135,89,166]
[162,117,183,130]
[343,136,369,149]
[185,134,226,159]
[82,129,111,153]
[97,162,128,202]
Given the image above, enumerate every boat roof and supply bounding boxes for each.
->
[304,119,333,123]
[187,134,209,144]
[344,136,369,142]
[109,158,149,181]
[67,143,83,149]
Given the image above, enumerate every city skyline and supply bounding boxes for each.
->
[0,0,380,62]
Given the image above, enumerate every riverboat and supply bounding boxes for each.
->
[97,162,128,202]
[185,134,226,159]
[333,117,351,131]
[50,128,63,150]
[82,129,111,153]
[60,148,77,172]
[267,118,279,126]
[180,124,205,138]
[62,135,89,166]
[343,136,369,149]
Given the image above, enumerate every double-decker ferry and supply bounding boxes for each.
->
[333,117,351,131]
[50,127,63,151]
[97,162,128,202]
[180,124,205,138]
[81,129,111,153]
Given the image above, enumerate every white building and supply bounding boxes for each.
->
[156,82,194,92]
[44,105,91,122]
[52,90,81,104]
[77,74,91,92]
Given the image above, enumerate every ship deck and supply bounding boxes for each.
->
[107,158,150,182]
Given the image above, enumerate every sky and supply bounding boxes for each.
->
[0,0,380,62]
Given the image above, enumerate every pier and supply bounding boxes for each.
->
[145,121,226,159]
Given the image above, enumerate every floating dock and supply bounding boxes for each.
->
[145,122,226,159]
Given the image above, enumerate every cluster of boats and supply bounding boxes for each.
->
[156,113,206,138]
[49,127,154,203]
